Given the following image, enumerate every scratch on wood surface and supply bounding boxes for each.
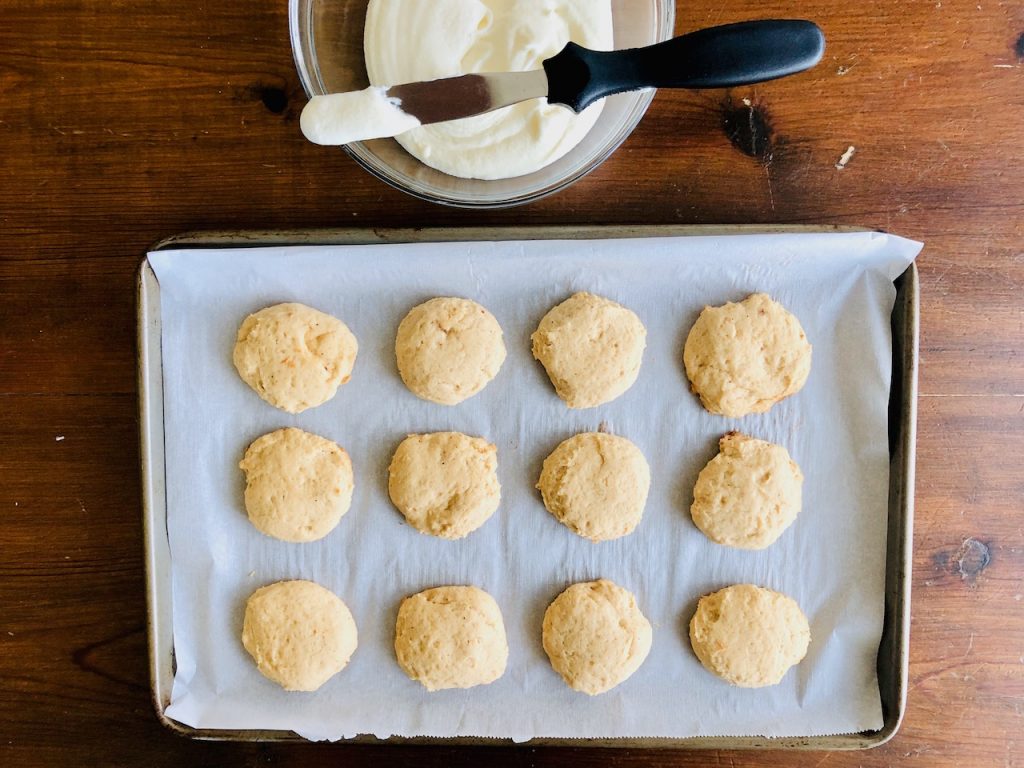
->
[835,53,860,75]
[904,746,934,758]
[721,96,773,163]
[929,261,956,292]
[836,54,859,76]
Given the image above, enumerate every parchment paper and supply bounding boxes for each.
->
[151,231,922,741]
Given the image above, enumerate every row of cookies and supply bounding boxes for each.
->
[232,292,812,417]
[243,579,811,695]
[240,427,803,549]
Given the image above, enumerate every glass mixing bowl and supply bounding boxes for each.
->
[290,0,675,208]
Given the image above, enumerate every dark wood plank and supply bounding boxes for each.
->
[1,0,1023,764]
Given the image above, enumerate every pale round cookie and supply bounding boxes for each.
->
[531,292,647,409]
[689,584,811,688]
[394,586,509,691]
[394,297,506,405]
[242,580,358,692]
[233,302,358,414]
[388,432,500,540]
[542,579,653,695]
[537,433,651,542]
[683,293,812,418]
[239,427,354,543]
[691,432,803,550]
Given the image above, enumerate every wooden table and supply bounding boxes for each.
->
[2,0,1022,765]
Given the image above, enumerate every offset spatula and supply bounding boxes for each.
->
[301,20,825,145]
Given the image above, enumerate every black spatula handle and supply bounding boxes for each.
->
[544,20,825,112]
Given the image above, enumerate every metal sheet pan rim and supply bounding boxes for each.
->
[138,225,917,748]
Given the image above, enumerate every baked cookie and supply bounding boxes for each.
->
[239,427,354,543]
[683,293,811,418]
[691,432,802,550]
[394,297,506,405]
[537,433,650,542]
[689,584,810,688]
[531,292,646,409]
[542,579,652,695]
[233,302,358,414]
[388,432,500,540]
[242,580,358,692]
[394,586,508,691]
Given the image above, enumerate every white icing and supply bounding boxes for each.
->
[300,86,421,146]
[364,0,613,180]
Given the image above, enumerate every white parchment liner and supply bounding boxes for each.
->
[152,232,922,741]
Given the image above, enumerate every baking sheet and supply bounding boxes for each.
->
[151,232,922,741]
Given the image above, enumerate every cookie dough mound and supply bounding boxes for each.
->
[233,302,358,414]
[239,427,354,543]
[689,584,811,688]
[388,432,500,540]
[395,297,506,405]
[683,293,811,418]
[691,432,803,550]
[537,433,651,542]
[531,292,647,409]
[542,579,652,695]
[242,580,358,692]
[394,586,508,691]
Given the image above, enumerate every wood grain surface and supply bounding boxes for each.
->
[1,0,1022,765]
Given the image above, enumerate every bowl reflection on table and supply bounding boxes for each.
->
[289,0,676,208]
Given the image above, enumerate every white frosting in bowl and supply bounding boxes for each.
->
[363,0,614,180]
